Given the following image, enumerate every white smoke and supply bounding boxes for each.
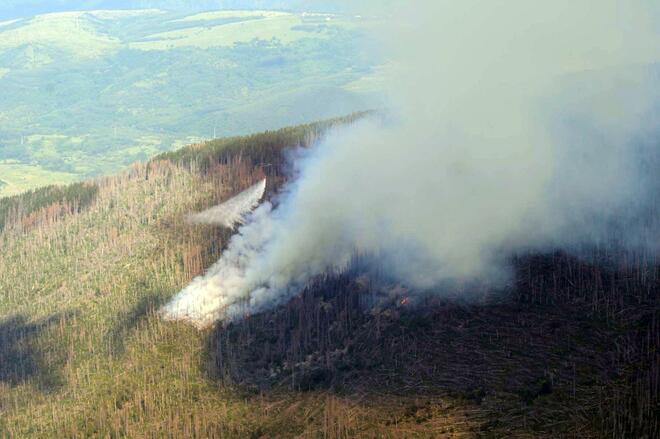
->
[161,201,276,327]
[163,1,659,327]
[186,179,266,228]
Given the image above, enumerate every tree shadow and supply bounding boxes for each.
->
[0,313,70,390]
[108,292,167,357]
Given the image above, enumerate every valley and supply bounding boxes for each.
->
[0,9,383,197]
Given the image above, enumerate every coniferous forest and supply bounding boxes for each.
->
[0,115,657,438]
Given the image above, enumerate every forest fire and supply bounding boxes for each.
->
[162,0,658,331]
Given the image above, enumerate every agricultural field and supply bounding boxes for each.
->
[0,8,384,196]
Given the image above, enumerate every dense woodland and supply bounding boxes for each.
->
[0,182,98,233]
[0,115,657,437]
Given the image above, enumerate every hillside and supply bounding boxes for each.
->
[0,8,382,197]
[0,2,368,20]
[0,116,657,438]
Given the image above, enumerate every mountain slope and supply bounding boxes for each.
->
[0,115,657,438]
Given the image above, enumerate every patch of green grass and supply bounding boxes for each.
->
[171,10,292,23]
[0,162,80,197]
[343,63,392,93]
[0,12,120,58]
[130,15,335,50]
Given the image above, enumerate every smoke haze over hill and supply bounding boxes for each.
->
[0,1,382,20]
[163,0,660,327]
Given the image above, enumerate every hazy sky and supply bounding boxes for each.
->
[0,0,369,19]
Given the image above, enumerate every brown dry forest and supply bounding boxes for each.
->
[0,114,657,438]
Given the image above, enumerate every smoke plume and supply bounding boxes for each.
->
[162,1,659,327]
[186,179,266,228]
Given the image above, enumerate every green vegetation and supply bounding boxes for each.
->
[0,181,98,232]
[155,111,369,170]
[0,118,656,437]
[0,162,80,198]
[0,9,383,196]
[128,13,353,50]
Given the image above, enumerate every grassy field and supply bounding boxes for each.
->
[0,161,78,197]
[0,12,120,57]
[130,14,361,50]
[0,117,656,437]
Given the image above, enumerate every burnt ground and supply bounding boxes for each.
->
[206,250,658,438]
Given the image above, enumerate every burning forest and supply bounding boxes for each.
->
[156,1,659,436]
[0,1,658,437]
